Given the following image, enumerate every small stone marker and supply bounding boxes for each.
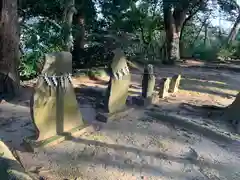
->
[223,92,240,134]
[158,77,170,98]
[25,52,87,151]
[131,64,158,106]
[96,48,131,122]
[131,94,159,107]
[169,74,181,93]
[142,64,156,98]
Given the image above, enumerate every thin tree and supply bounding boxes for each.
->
[218,0,240,44]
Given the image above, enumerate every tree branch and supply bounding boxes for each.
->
[180,0,205,41]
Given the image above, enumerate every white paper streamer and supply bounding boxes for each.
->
[117,71,123,80]
[60,76,65,88]
[67,74,73,84]
[43,74,52,86]
[121,67,127,75]
[52,75,58,86]
[125,66,129,73]
[113,72,118,79]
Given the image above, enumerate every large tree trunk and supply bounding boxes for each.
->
[163,2,185,64]
[227,13,240,45]
[0,0,20,100]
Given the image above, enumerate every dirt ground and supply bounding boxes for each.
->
[1,60,240,180]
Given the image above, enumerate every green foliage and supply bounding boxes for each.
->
[19,51,42,79]
[217,47,236,60]
[217,0,239,17]
[17,0,240,80]
[19,19,65,80]
[217,41,240,60]
[193,45,219,61]
[18,0,98,79]
[98,0,165,63]
[19,0,97,27]
[88,69,108,79]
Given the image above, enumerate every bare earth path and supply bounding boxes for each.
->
[1,60,240,180]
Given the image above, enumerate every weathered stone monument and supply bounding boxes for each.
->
[24,52,86,151]
[0,141,32,180]
[96,48,131,122]
[132,64,158,106]
[169,74,181,93]
[142,64,155,98]
[158,77,171,98]
[222,92,240,133]
[104,48,131,113]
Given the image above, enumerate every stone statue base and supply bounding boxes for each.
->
[96,107,134,123]
[158,77,171,98]
[23,124,95,152]
[131,93,159,107]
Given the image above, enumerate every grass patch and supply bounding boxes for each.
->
[87,133,107,142]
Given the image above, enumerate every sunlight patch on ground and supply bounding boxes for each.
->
[184,84,238,96]
[203,86,238,96]
[85,132,108,142]
[184,78,226,85]
[128,87,141,95]
[178,89,206,96]
[180,77,238,97]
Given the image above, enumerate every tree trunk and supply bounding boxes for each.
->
[73,16,85,50]
[0,0,20,100]
[63,0,77,51]
[163,2,185,64]
[227,13,240,45]
[71,13,85,68]
[204,23,208,46]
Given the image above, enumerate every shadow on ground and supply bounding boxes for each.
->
[145,110,240,155]
[42,132,239,179]
[180,78,238,98]
[0,85,33,108]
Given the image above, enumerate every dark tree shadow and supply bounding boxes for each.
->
[0,156,33,179]
[10,85,34,107]
[0,84,33,108]
[74,86,106,108]
[145,110,240,155]
[40,135,238,179]
[0,72,34,108]
[189,63,240,73]
[178,102,237,132]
